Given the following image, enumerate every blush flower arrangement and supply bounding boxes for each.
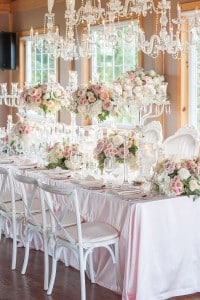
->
[94,131,138,172]
[20,82,68,114]
[114,68,167,107]
[47,141,80,170]
[152,157,200,198]
[5,120,33,153]
[71,82,115,122]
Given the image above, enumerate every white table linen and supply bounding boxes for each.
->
[1,163,200,300]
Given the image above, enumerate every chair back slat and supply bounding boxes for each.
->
[38,181,83,246]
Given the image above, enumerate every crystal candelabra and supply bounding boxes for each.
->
[0,83,21,107]
[66,70,78,142]
[123,135,129,185]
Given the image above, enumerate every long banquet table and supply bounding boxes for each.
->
[2,163,200,300]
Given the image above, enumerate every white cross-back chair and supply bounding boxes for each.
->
[0,166,24,270]
[10,170,50,290]
[11,171,80,291]
[38,181,120,300]
[162,125,199,159]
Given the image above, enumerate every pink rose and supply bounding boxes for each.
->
[163,160,176,174]
[63,145,72,158]
[99,91,110,101]
[22,125,30,134]
[88,95,96,103]
[79,98,88,106]
[29,88,36,96]
[96,140,106,154]
[118,147,129,159]
[92,84,103,95]
[77,89,86,97]
[104,147,115,157]
[102,100,113,111]
[41,84,48,92]
[169,176,184,196]
[34,96,42,103]
[4,135,8,142]
[128,72,135,82]
[182,160,197,172]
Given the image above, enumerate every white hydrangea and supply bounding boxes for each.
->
[111,134,124,147]
[178,168,191,180]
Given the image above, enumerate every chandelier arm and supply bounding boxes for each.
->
[47,0,54,14]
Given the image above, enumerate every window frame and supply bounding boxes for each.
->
[178,1,200,129]
[79,17,143,85]
[90,20,141,83]
[18,28,59,87]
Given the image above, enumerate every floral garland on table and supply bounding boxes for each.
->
[114,68,167,107]
[94,131,138,172]
[5,120,33,153]
[71,82,115,122]
[20,82,68,114]
[152,157,200,198]
[47,141,81,170]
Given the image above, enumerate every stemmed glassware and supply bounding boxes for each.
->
[104,157,113,183]
[0,127,6,155]
[70,151,82,172]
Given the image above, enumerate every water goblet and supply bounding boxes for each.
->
[70,151,82,172]
[104,157,113,184]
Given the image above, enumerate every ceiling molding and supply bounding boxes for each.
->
[10,0,64,12]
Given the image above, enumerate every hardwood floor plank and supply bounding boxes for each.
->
[0,236,200,300]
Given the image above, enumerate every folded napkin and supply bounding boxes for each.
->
[49,174,71,180]
[0,158,15,164]
[42,168,70,174]
[18,163,38,170]
[79,180,105,190]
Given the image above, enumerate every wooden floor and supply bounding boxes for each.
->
[0,236,200,300]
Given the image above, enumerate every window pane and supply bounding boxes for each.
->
[91,21,139,125]
[104,67,113,83]
[25,36,57,85]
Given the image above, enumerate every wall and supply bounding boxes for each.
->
[0,0,193,136]
[0,12,10,127]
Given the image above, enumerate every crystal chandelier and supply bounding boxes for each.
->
[137,0,188,59]
[30,0,195,60]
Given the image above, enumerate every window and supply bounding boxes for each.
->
[90,21,140,127]
[25,39,57,84]
[180,4,200,131]
[188,41,200,129]
[91,21,139,83]
[19,35,58,120]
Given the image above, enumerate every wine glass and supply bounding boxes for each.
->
[70,151,82,171]
[0,127,6,154]
[112,159,121,185]
[104,157,113,183]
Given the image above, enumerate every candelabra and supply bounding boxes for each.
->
[0,83,21,107]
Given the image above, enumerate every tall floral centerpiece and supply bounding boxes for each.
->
[115,68,167,106]
[70,82,115,122]
[94,131,138,173]
[20,82,68,115]
[152,157,200,198]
